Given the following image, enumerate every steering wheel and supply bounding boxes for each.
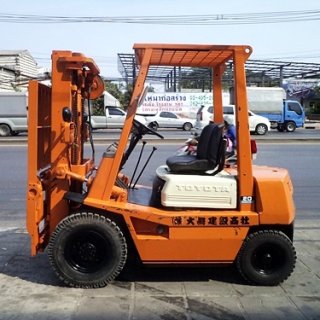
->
[121,119,164,168]
[132,119,164,139]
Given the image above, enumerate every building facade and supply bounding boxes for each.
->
[0,50,38,92]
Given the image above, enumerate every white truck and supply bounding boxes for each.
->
[90,91,146,129]
[0,92,28,136]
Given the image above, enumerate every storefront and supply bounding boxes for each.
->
[283,79,320,119]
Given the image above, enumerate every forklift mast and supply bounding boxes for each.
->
[27,51,104,255]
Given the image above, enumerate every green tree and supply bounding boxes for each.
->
[105,81,124,105]
[122,83,133,110]
[90,81,155,114]
[120,83,154,110]
[91,81,125,115]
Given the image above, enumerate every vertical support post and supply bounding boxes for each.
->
[132,56,136,85]
[49,51,74,233]
[92,48,153,201]
[233,47,254,211]
[279,66,284,87]
[213,66,224,123]
[26,80,41,255]
[166,75,169,91]
[173,67,177,92]
[27,80,52,255]
[178,66,182,92]
[261,71,265,87]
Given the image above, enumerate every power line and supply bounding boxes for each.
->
[0,10,320,25]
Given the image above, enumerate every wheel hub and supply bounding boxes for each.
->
[262,252,273,269]
[78,242,97,261]
[253,244,284,275]
[64,230,110,273]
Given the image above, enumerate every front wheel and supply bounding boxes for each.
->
[236,230,296,286]
[285,121,296,132]
[47,212,127,288]
[255,123,268,135]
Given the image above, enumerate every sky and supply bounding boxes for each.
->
[1,0,320,79]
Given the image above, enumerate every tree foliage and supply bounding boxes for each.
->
[91,81,128,115]
[90,81,155,115]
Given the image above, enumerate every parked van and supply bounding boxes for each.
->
[0,92,28,136]
[196,105,271,135]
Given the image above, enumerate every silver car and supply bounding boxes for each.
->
[145,111,195,131]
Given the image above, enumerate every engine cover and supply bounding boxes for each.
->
[156,165,237,209]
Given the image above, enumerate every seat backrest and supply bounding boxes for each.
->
[197,123,224,166]
[165,122,225,174]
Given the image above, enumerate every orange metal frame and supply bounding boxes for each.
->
[88,45,254,209]
[27,51,104,255]
[27,45,295,263]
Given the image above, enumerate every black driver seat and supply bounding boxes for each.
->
[166,123,225,174]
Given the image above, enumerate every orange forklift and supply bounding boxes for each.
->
[27,44,296,288]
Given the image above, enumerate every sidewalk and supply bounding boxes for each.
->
[0,218,319,319]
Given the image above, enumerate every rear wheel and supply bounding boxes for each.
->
[277,124,285,132]
[183,122,193,131]
[47,212,127,288]
[236,230,296,286]
[270,122,278,129]
[0,124,11,137]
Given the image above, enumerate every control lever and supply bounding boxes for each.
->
[129,140,147,189]
[132,146,157,189]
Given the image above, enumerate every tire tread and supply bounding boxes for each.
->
[236,229,296,286]
[47,212,127,288]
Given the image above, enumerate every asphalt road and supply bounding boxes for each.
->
[0,142,319,221]
[0,140,319,319]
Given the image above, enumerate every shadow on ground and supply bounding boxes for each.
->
[0,230,246,287]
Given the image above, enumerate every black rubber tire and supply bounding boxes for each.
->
[285,121,296,132]
[183,122,193,131]
[148,122,159,131]
[47,212,127,288]
[0,124,12,137]
[236,230,296,286]
[255,123,268,135]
